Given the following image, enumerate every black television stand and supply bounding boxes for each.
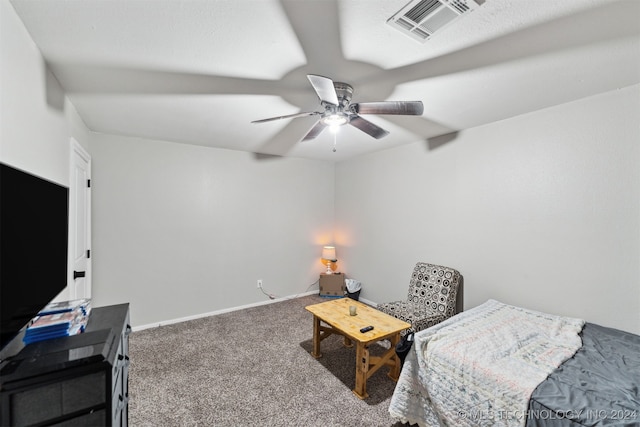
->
[0,303,130,426]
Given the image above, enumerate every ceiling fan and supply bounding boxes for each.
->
[251,74,424,142]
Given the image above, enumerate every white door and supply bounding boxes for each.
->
[69,139,91,299]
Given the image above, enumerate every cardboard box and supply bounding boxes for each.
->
[319,273,345,297]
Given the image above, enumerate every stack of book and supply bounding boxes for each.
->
[23,299,92,344]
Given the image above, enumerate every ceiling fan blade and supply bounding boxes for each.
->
[349,116,390,139]
[351,101,424,116]
[251,111,319,124]
[301,120,327,141]
[307,75,339,106]
[254,117,320,157]
[281,0,344,70]
[48,62,290,95]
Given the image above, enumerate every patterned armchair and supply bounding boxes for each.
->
[377,262,462,334]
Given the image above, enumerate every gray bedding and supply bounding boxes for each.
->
[526,323,640,426]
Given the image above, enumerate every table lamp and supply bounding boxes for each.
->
[321,246,337,274]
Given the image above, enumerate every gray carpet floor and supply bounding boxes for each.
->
[128,294,408,426]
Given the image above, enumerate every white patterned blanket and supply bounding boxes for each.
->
[389,299,585,427]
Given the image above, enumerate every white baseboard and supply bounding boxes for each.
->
[132,290,320,332]
[359,296,378,307]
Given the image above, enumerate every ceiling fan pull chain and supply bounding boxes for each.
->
[333,133,337,152]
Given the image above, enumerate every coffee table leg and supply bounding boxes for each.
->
[388,332,402,380]
[311,315,322,359]
[353,342,370,399]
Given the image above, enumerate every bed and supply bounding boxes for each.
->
[389,299,640,427]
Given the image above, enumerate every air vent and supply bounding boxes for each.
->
[387,0,482,42]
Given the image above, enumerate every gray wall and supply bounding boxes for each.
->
[1,0,91,302]
[89,133,334,327]
[1,0,90,186]
[335,85,640,334]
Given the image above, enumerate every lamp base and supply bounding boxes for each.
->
[325,262,333,275]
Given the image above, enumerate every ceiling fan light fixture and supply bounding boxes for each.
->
[321,113,348,127]
[253,74,422,143]
[328,124,341,135]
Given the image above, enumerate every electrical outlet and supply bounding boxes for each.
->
[257,279,263,289]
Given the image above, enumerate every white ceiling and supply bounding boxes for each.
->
[9,0,640,162]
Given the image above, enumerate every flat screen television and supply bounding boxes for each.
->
[0,162,69,350]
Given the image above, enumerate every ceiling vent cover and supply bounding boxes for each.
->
[387,0,482,42]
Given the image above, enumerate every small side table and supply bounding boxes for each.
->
[319,272,345,297]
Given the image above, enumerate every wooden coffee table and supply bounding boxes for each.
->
[305,298,411,399]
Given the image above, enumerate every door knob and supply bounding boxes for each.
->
[73,270,86,280]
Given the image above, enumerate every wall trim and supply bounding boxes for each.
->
[133,290,319,331]
[132,292,380,331]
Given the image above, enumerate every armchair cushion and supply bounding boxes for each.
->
[376,300,447,332]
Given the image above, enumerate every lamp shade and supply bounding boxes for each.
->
[321,246,337,261]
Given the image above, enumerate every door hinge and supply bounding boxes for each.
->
[87,249,91,259]
[87,179,91,188]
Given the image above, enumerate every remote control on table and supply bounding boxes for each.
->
[360,326,374,333]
